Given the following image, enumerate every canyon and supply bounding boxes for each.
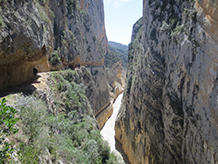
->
[1,0,218,164]
[0,0,125,128]
[0,0,125,163]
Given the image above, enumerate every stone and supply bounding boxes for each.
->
[116,0,218,163]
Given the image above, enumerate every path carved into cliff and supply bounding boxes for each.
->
[0,72,49,98]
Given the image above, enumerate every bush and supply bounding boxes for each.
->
[0,98,19,163]
[17,96,46,144]
[49,51,61,66]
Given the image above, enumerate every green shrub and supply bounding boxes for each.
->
[18,144,39,164]
[49,51,61,66]
[16,96,46,144]
[0,98,19,163]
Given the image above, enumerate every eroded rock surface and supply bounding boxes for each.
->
[116,0,218,163]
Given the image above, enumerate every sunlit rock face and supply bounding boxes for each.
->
[115,0,218,163]
[0,0,110,116]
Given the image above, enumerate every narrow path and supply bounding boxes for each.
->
[100,93,130,164]
[0,72,49,98]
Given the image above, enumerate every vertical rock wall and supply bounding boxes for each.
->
[0,0,52,91]
[116,0,218,163]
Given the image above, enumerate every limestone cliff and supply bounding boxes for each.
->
[0,0,110,117]
[0,0,52,91]
[116,0,218,163]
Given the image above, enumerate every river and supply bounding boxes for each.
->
[100,93,130,164]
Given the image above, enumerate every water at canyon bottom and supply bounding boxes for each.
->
[100,93,130,164]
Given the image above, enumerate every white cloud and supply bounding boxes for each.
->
[106,0,132,8]
[114,2,120,8]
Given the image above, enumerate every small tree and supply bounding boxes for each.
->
[0,98,19,163]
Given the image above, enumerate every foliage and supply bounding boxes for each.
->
[104,50,120,68]
[108,45,128,69]
[0,98,18,163]
[18,144,40,164]
[108,41,128,51]
[66,0,77,18]
[35,2,50,24]
[0,8,4,29]
[49,70,93,115]
[4,69,119,163]
[17,96,46,144]
[46,113,114,163]
[49,51,61,66]
[12,88,118,163]
[0,0,7,4]
[170,25,184,39]
[61,31,68,51]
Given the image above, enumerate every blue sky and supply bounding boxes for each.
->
[103,0,143,45]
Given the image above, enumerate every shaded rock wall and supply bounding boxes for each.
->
[116,0,218,163]
[0,0,52,91]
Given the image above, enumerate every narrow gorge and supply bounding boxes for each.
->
[1,0,218,164]
[0,0,126,163]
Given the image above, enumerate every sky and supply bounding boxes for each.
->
[103,0,143,45]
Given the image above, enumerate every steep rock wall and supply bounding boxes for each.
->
[0,0,110,116]
[116,0,218,163]
[49,0,110,114]
[0,0,52,91]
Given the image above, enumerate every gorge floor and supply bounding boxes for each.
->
[100,93,131,164]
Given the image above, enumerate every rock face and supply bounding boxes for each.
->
[0,0,110,116]
[115,0,218,163]
[0,1,52,91]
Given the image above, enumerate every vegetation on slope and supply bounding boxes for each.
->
[108,45,127,70]
[108,42,128,51]
[0,98,18,163]
[108,42,128,70]
[104,50,120,69]
[1,69,120,164]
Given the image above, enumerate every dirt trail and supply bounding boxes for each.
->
[31,72,49,91]
[0,72,50,98]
